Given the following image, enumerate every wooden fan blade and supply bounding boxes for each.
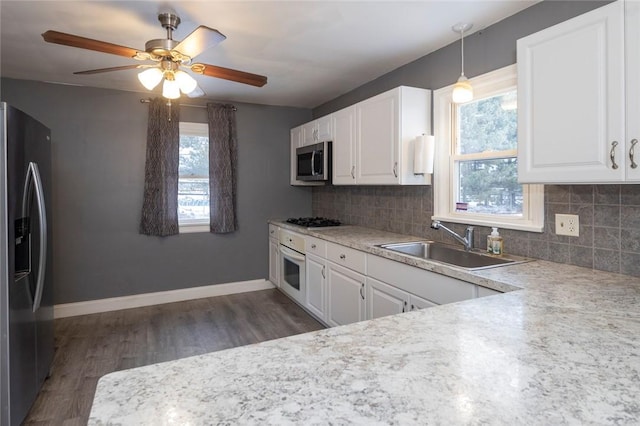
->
[193,63,267,87]
[74,65,148,75]
[42,30,145,59]
[174,26,226,59]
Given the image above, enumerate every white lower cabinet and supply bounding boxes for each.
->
[366,277,409,320]
[476,286,502,298]
[367,254,476,305]
[305,253,326,321]
[366,276,438,320]
[326,262,366,327]
[268,225,280,287]
[409,294,437,311]
[287,229,503,328]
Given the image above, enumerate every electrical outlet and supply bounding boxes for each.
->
[555,214,579,237]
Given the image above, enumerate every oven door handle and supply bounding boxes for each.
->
[279,245,305,262]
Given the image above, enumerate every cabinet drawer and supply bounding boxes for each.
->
[306,236,327,257]
[327,242,366,274]
[367,254,475,305]
[268,224,279,240]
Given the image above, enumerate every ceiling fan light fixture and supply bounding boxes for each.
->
[162,77,181,99]
[137,67,163,90]
[174,70,198,94]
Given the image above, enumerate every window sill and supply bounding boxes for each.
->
[179,224,210,234]
[431,214,544,233]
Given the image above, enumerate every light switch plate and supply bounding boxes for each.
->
[555,214,579,237]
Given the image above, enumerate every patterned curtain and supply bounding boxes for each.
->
[139,98,180,236]
[207,103,238,233]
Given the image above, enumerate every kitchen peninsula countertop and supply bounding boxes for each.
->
[89,223,640,425]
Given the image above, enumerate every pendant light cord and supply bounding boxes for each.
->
[460,29,465,77]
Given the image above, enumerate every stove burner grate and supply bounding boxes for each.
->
[286,217,342,228]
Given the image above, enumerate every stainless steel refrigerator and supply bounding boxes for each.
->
[0,103,53,425]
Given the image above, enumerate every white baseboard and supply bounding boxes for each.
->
[53,279,276,319]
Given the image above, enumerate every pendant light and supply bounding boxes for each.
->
[451,23,473,104]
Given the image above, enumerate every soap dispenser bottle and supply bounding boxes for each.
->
[487,227,503,255]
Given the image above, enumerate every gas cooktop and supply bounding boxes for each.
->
[286,217,342,228]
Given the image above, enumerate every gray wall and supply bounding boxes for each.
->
[1,78,312,304]
[311,1,640,276]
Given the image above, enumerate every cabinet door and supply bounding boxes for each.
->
[316,115,333,142]
[301,121,317,146]
[305,254,326,321]
[356,89,399,184]
[366,277,408,320]
[409,294,437,311]
[268,238,279,287]
[626,0,640,181]
[517,1,625,183]
[332,106,357,185]
[326,263,365,327]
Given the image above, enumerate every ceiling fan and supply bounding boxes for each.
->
[41,12,267,99]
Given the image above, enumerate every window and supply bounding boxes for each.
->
[433,65,544,232]
[178,122,209,232]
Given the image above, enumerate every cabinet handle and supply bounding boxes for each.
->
[360,283,365,300]
[402,301,407,313]
[630,139,638,169]
[311,244,316,249]
[411,304,416,311]
[339,254,346,260]
[610,141,619,170]
[393,162,398,177]
[351,166,355,179]
[321,265,325,279]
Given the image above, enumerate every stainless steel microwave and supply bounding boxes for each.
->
[296,141,331,182]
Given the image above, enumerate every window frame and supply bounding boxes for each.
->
[178,121,210,233]
[433,64,544,232]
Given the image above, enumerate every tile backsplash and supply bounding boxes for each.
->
[312,185,640,277]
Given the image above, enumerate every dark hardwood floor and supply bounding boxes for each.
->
[23,289,324,425]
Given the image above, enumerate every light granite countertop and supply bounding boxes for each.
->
[89,223,640,425]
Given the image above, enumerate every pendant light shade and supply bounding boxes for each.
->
[452,75,473,103]
[138,67,164,90]
[452,23,473,104]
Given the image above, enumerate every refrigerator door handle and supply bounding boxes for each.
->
[21,162,47,312]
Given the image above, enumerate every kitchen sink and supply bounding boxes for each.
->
[377,241,528,270]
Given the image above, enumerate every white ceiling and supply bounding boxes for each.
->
[0,1,538,108]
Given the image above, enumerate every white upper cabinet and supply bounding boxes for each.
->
[626,0,640,181]
[351,86,431,185]
[332,106,357,185]
[517,1,639,183]
[294,86,431,186]
[302,115,333,146]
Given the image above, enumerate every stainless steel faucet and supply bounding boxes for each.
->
[431,220,474,251]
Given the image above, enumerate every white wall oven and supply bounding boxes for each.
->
[278,229,306,305]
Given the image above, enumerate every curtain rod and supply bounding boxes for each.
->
[139,98,237,111]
